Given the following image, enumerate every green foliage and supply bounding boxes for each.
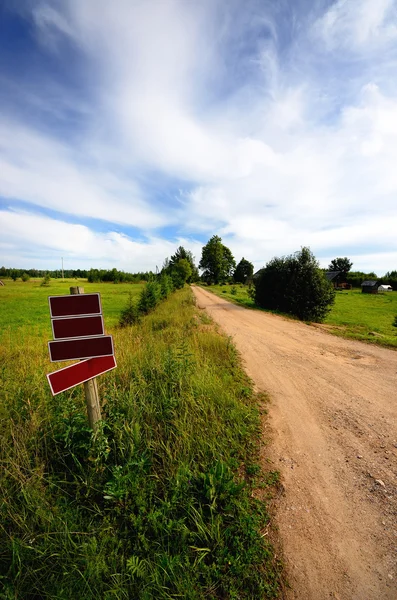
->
[199,235,236,285]
[328,257,353,274]
[168,246,199,283]
[138,281,162,314]
[385,270,397,291]
[40,274,51,287]
[231,286,237,295]
[87,267,153,283]
[346,271,378,288]
[171,258,192,289]
[119,292,141,326]
[234,258,254,284]
[0,287,282,598]
[254,247,335,322]
[159,273,173,299]
[393,315,397,328]
[21,272,30,282]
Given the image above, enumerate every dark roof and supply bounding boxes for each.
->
[361,280,378,286]
[325,271,341,281]
[252,269,265,279]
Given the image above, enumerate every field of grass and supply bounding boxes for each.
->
[0,279,282,598]
[323,288,397,347]
[203,283,397,348]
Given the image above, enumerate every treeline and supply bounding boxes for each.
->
[0,266,155,283]
[0,266,88,280]
[87,268,154,283]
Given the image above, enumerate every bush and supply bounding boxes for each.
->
[40,274,51,287]
[393,315,397,328]
[231,286,237,295]
[21,272,30,282]
[138,281,161,314]
[119,293,141,327]
[159,274,173,299]
[254,247,335,322]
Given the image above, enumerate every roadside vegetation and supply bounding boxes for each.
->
[0,281,282,599]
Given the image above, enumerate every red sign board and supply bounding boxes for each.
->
[52,315,104,340]
[47,355,117,396]
[48,335,114,362]
[49,293,101,318]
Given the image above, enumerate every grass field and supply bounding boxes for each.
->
[204,284,397,348]
[0,279,282,598]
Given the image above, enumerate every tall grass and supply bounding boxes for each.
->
[0,284,281,598]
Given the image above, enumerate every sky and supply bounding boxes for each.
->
[1,0,397,275]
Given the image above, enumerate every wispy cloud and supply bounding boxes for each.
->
[1,0,397,274]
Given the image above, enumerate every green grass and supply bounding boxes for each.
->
[0,281,282,598]
[323,288,397,347]
[205,283,256,310]
[202,284,397,349]
[0,278,145,334]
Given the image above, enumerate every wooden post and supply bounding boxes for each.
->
[70,286,102,430]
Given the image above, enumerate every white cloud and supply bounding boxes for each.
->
[0,209,202,271]
[1,0,397,276]
[315,0,397,49]
[0,119,167,229]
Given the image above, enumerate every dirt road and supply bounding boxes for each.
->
[192,286,397,600]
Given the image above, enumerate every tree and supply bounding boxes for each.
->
[171,258,192,289]
[328,257,353,275]
[199,236,236,284]
[234,257,254,284]
[254,247,335,322]
[169,246,199,282]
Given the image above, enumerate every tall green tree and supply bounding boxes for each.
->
[167,246,199,283]
[199,235,236,284]
[328,257,353,275]
[254,247,335,322]
[234,257,254,284]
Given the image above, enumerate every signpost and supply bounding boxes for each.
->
[46,288,116,429]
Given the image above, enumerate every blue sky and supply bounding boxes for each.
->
[1,0,397,275]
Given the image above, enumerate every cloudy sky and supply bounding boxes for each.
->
[1,0,397,275]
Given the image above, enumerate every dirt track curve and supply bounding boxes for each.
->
[192,286,397,600]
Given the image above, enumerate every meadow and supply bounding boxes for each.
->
[0,279,282,599]
[207,284,397,348]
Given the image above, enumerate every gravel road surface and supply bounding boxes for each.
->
[192,286,397,600]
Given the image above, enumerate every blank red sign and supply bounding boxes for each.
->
[47,355,117,395]
[52,315,104,340]
[48,335,113,362]
[49,293,101,318]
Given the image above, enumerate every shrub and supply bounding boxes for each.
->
[254,247,335,322]
[119,293,141,327]
[138,281,161,314]
[21,272,30,282]
[40,274,51,287]
[393,315,397,328]
[159,274,173,299]
[231,286,237,295]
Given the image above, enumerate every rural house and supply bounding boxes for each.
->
[325,271,351,289]
[361,280,379,294]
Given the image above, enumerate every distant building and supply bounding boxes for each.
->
[378,284,393,292]
[325,271,351,289]
[361,280,379,294]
